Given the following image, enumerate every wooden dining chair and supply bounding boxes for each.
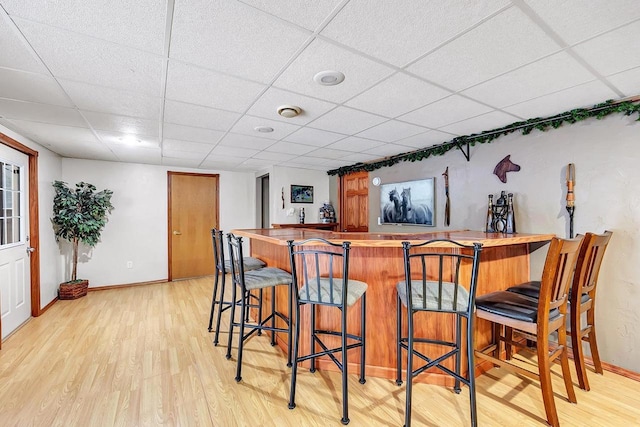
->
[474,236,583,427]
[508,231,613,391]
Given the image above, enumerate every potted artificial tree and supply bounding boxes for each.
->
[52,181,114,299]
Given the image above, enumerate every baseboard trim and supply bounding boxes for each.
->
[88,279,168,292]
[39,297,58,315]
[584,356,640,382]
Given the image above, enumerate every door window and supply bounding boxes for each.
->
[0,160,23,246]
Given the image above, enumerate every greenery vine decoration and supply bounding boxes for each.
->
[327,98,640,176]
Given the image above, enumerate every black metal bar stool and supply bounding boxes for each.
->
[396,239,482,427]
[287,238,367,425]
[207,228,265,345]
[226,232,293,382]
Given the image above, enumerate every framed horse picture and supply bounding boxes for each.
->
[380,178,435,226]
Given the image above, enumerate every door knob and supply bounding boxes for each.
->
[173,231,182,235]
[26,246,35,254]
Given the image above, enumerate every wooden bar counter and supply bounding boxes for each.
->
[231,228,554,383]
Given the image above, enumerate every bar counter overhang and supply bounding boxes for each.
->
[231,228,554,384]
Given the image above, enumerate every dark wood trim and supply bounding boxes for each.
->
[167,171,220,281]
[40,297,58,314]
[568,351,640,383]
[88,279,168,292]
[0,132,42,320]
[337,175,343,232]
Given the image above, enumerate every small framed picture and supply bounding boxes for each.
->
[291,185,313,203]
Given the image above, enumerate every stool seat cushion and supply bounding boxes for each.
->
[299,278,368,307]
[243,267,291,290]
[476,291,560,323]
[507,281,590,305]
[396,280,469,311]
[224,256,266,273]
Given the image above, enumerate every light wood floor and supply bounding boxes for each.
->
[1,277,639,426]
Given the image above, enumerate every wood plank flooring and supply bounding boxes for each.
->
[1,277,639,426]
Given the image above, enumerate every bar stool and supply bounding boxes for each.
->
[507,231,612,390]
[287,238,367,425]
[226,232,293,382]
[474,236,583,427]
[207,228,265,346]
[396,239,482,427]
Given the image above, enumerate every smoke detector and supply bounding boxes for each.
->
[277,105,301,118]
[314,70,345,86]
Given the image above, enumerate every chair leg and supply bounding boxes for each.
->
[558,326,577,404]
[570,307,589,390]
[587,307,604,374]
[340,304,349,425]
[213,272,227,346]
[467,314,478,427]
[396,295,403,386]
[309,304,316,373]
[288,302,301,410]
[235,291,248,382]
[537,334,560,427]
[454,313,462,394]
[405,309,414,427]
[270,286,276,346]
[226,282,238,360]
[359,294,366,384]
[287,281,293,367]
[256,289,263,336]
[208,267,221,332]
[505,326,513,360]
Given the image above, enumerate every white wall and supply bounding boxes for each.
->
[269,165,331,225]
[61,158,256,287]
[351,114,640,373]
[0,124,63,309]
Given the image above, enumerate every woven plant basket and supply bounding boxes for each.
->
[59,280,89,300]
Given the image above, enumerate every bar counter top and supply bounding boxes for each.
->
[231,228,555,248]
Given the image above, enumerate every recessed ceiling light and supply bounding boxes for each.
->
[254,126,274,133]
[277,105,301,118]
[313,70,345,86]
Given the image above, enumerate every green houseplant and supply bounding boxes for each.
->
[52,181,114,299]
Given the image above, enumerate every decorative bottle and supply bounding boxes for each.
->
[486,195,495,232]
[506,193,516,234]
[299,207,305,224]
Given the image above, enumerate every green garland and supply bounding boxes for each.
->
[327,98,640,176]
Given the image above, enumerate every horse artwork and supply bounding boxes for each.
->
[379,178,435,226]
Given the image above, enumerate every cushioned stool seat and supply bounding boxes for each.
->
[508,280,591,304]
[300,277,367,307]
[224,257,265,273]
[476,290,560,323]
[397,280,469,311]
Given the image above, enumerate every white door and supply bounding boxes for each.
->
[0,143,31,340]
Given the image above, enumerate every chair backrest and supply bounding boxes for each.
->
[402,239,482,313]
[211,228,225,272]
[227,232,246,288]
[287,238,350,306]
[571,230,613,305]
[537,236,583,328]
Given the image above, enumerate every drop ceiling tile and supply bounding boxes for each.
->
[308,106,386,135]
[319,158,353,168]
[163,139,214,153]
[170,0,311,83]
[162,149,207,160]
[60,80,161,119]
[238,0,343,31]
[307,147,353,160]
[503,80,619,118]
[363,143,415,157]
[273,38,395,103]
[165,61,266,112]
[461,52,595,108]
[395,130,456,149]
[49,140,116,160]
[109,146,162,165]
[201,158,245,170]
[83,111,159,137]
[523,0,640,45]
[264,141,317,155]
[4,119,99,147]
[13,18,163,95]
[252,151,297,162]
[162,123,224,145]
[162,157,203,168]
[96,131,159,149]
[217,133,275,151]
[346,73,451,118]
[356,120,429,143]
[247,87,337,125]
[606,66,640,97]
[0,68,72,106]
[210,145,260,158]
[439,110,520,136]
[202,154,246,166]
[229,115,300,140]
[320,0,510,66]
[324,136,384,152]
[573,20,640,76]
[284,127,346,147]
[0,12,48,74]
[2,0,167,54]
[408,7,561,91]
[0,99,86,126]
[399,95,493,128]
[163,100,240,131]
[240,158,276,168]
[341,152,381,163]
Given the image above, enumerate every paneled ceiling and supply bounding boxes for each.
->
[0,1,638,172]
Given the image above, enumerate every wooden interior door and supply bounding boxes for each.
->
[168,172,219,280]
[340,171,369,232]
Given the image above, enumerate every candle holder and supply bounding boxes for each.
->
[486,191,516,234]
